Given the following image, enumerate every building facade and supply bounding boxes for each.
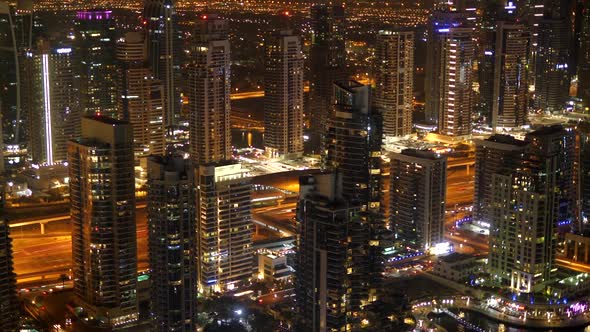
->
[147,156,196,332]
[264,29,304,158]
[117,31,165,159]
[24,40,80,165]
[188,14,231,166]
[491,22,530,129]
[74,9,118,117]
[0,214,18,331]
[68,116,138,327]
[196,162,252,293]
[473,135,529,227]
[295,172,364,331]
[307,4,347,154]
[390,149,447,251]
[373,30,414,137]
[143,0,177,128]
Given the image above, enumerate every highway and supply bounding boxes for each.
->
[12,206,149,285]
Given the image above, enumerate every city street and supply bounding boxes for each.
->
[12,206,149,285]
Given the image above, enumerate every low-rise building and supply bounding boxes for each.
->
[433,253,483,282]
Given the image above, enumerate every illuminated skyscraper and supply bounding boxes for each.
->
[534,18,571,113]
[373,30,414,137]
[576,0,590,109]
[264,29,304,158]
[0,188,18,332]
[117,32,165,159]
[425,12,476,135]
[491,22,531,129]
[0,3,21,144]
[74,9,118,117]
[488,125,574,292]
[68,116,138,327]
[295,172,363,332]
[147,156,196,332]
[321,80,387,323]
[144,0,177,128]
[188,14,231,165]
[474,134,528,227]
[24,40,80,165]
[196,162,252,293]
[390,149,447,251]
[308,4,347,153]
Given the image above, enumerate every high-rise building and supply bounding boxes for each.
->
[0,3,22,145]
[373,30,414,137]
[390,149,447,251]
[425,11,472,125]
[576,0,590,109]
[144,0,177,128]
[579,123,590,231]
[117,32,165,159]
[295,172,364,332]
[264,29,304,158]
[147,156,196,332]
[491,22,531,129]
[425,11,476,136]
[534,18,571,113]
[488,125,574,292]
[196,162,252,293]
[525,125,576,227]
[68,116,138,327]
[188,14,231,165]
[474,134,529,227]
[323,80,388,320]
[24,40,80,165]
[436,27,475,136]
[74,10,118,117]
[0,186,18,332]
[307,4,347,153]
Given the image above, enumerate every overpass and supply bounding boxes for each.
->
[447,158,475,173]
[9,203,147,234]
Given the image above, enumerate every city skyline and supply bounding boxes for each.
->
[0,1,589,331]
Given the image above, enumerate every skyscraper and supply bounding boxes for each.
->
[117,32,165,160]
[147,156,196,332]
[436,27,475,136]
[0,3,21,144]
[0,185,18,332]
[24,40,80,165]
[491,22,531,129]
[264,29,304,158]
[488,125,574,292]
[196,162,252,293]
[576,0,590,109]
[68,116,138,327]
[474,134,529,227]
[425,11,476,135]
[295,172,364,331]
[534,18,571,113]
[373,30,414,137]
[144,0,177,128]
[74,9,118,117]
[390,149,447,251]
[322,80,387,319]
[188,14,231,166]
[308,4,347,153]
[425,11,472,125]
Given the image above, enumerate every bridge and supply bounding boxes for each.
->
[9,203,147,234]
[447,158,475,173]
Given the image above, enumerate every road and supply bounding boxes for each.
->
[12,207,149,285]
[446,168,474,208]
[252,204,297,237]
